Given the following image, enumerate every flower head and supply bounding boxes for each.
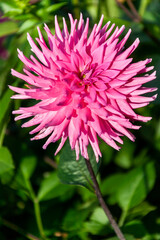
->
[10,14,157,161]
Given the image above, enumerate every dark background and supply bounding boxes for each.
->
[0,0,160,239]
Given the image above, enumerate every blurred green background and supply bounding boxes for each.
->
[0,0,160,239]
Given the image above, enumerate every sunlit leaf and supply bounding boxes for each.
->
[117,161,156,211]
[0,20,18,37]
[0,0,20,14]
[84,221,112,236]
[46,2,67,13]
[20,155,37,180]
[139,0,152,17]
[101,173,125,196]
[90,207,109,225]
[18,19,38,33]
[38,171,73,201]
[105,0,121,17]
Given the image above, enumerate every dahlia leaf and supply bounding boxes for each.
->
[62,207,91,232]
[20,155,37,180]
[58,141,101,190]
[38,172,73,202]
[139,0,151,16]
[101,173,126,196]
[127,201,156,221]
[0,20,18,37]
[84,207,111,236]
[8,154,37,194]
[18,19,38,33]
[123,220,148,239]
[84,221,111,236]
[0,147,14,176]
[117,161,156,211]
[0,88,13,125]
[46,2,67,14]
[90,207,109,225]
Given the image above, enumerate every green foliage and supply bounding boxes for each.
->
[0,147,14,176]
[0,0,160,239]
[0,20,18,37]
[58,141,101,190]
[0,88,13,125]
[117,162,156,211]
[38,171,73,201]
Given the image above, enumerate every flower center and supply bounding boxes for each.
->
[79,69,93,86]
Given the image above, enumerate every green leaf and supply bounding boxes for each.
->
[104,0,121,17]
[101,173,125,196]
[38,172,72,201]
[0,20,18,37]
[20,155,37,180]
[123,220,148,238]
[0,0,21,14]
[10,171,30,193]
[84,221,111,236]
[117,161,156,211]
[127,201,156,221]
[0,147,14,176]
[84,207,111,236]
[63,208,91,232]
[139,0,152,17]
[58,141,101,190]
[90,207,109,225]
[18,19,38,33]
[0,170,14,185]
[144,22,160,40]
[46,2,67,13]
[10,154,37,194]
[0,88,13,125]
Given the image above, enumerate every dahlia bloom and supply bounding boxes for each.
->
[10,14,157,161]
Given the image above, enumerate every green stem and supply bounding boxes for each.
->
[33,197,47,240]
[26,179,47,240]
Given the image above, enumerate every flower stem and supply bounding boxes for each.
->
[115,0,136,21]
[25,180,47,240]
[85,158,126,240]
[126,0,141,21]
[33,198,47,240]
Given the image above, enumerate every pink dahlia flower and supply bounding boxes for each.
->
[10,14,157,161]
